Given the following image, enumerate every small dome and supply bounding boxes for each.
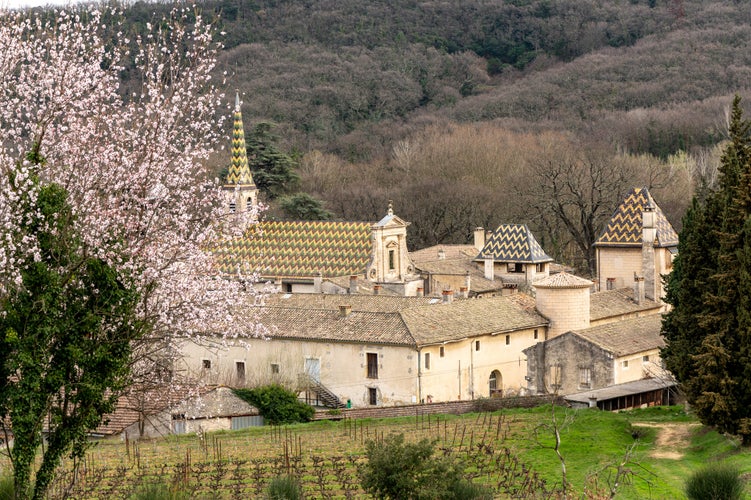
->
[533,272,593,289]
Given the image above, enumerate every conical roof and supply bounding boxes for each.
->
[595,187,678,248]
[225,92,255,187]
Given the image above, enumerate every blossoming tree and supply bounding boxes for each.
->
[0,7,261,498]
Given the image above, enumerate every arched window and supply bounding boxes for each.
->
[246,196,253,211]
[489,370,502,396]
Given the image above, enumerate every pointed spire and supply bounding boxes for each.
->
[226,91,255,187]
[388,200,393,216]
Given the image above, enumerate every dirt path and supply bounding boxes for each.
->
[635,422,701,459]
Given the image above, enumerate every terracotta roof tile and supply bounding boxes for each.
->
[400,296,548,345]
[533,272,593,289]
[590,288,662,321]
[571,314,665,357]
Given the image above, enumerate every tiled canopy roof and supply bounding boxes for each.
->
[225,93,255,187]
[475,224,553,263]
[214,220,373,278]
[533,272,593,289]
[595,187,678,247]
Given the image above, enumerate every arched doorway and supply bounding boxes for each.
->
[488,370,502,397]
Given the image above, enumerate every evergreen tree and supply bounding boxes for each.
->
[247,122,300,199]
[278,192,333,220]
[662,96,751,444]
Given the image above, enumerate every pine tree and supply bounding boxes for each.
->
[246,122,300,199]
[662,96,751,444]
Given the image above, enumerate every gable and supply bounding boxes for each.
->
[595,187,678,248]
[474,224,553,263]
[214,220,372,278]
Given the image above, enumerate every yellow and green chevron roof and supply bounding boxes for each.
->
[475,224,553,263]
[225,93,255,187]
[595,187,678,247]
[214,220,373,278]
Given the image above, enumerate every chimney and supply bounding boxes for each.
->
[313,271,323,294]
[442,289,454,304]
[275,277,283,293]
[642,198,657,300]
[373,284,381,295]
[459,286,468,299]
[474,227,485,251]
[416,287,424,297]
[484,257,494,280]
[349,275,358,295]
[339,304,352,318]
[634,275,645,304]
[464,271,471,294]
[438,248,446,260]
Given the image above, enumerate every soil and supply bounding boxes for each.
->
[636,422,701,459]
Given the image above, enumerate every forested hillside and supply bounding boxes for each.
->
[116,0,750,271]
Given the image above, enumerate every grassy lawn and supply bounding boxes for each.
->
[3,404,749,498]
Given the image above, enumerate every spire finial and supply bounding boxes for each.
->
[388,200,393,216]
[235,90,240,110]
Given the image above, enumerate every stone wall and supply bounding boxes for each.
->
[312,395,562,420]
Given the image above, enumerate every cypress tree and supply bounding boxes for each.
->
[662,96,751,444]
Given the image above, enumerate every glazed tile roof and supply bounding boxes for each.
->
[589,288,662,321]
[595,187,678,248]
[571,314,665,357]
[475,224,553,263]
[225,93,255,187]
[400,296,548,345]
[214,220,373,278]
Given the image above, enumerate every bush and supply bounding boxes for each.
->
[359,433,492,499]
[685,463,744,500]
[234,385,314,424]
[129,483,191,500]
[265,474,304,500]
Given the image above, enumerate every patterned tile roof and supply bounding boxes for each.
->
[225,93,255,187]
[571,314,665,357]
[595,187,678,248]
[589,288,662,321]
[475,224,553,263]
[400,296,548,345]
[214,220,373,278]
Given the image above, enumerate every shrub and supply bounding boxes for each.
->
[685,463,744,500]
[265,474,304,500]
[359,433,492,499]
[129,483,191,500]
[234,385,314,424]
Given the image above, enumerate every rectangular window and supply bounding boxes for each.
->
[202,359,211,370]
[507,263,523,273]
[424,353,430,370]
[475,340,480,351]
[271,363,280,374]
[533,329,538,340]
[505,335,510,345]
[536,263,544,273]
[367,353,378,379]
[549,364,561,390]
[388,250,395,270]
[642,355,650,362]
[622,360,629,368]
[236,361,246,383]
[439,346,445,358]
[368,387,378,405]
[579,367,591,386]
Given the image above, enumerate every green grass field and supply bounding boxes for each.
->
[4,405,749,499]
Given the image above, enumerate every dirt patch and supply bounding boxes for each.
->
[636,422,701,459]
